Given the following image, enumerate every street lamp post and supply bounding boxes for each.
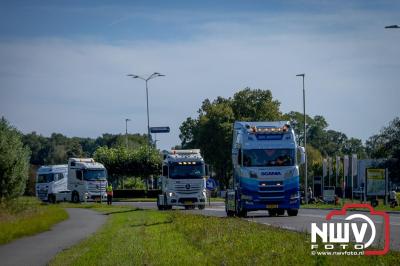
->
[127,72,165,191]
[296,73,308,204]
[127,72,165,147]
[125,118,131,149]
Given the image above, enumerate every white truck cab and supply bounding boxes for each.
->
[36,165,68,202]
[67,158,108,203]
[157,149,207,210]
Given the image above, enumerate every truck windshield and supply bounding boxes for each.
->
[169,164,204,179]
[243,149,295,167]
[37,173,54,183]
[83,169,107,181]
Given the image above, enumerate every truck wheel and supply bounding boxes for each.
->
[157,197,164,210]
[236,205,247,217]
[237,209,247,218]
[287,209,298,216]
[269,209,278,216]
[277,209,285,216]
[198,204,205,210]
[48,194,55,204]
[72,192,80,203]
[226,210,235,217]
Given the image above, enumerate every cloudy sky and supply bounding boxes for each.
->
[0,0,399,151]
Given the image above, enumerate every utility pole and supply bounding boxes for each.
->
[127,72,165,191]
[296,73,308,204]
[125,118,131,149]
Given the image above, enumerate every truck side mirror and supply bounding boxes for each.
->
[162,165,168,177]
[298,146,306,165]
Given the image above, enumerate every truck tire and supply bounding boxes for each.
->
[235,201,247,217]
[269,209,278,216]
[277,209,285,216]
[72,192,80,203]
[157,197,164,210]
[287,209,298,216]
[198,204,205,210]
[48,194,55,204]
[226,210,235,217]
[236,209,247,218]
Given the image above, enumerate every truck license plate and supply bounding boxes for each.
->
[184,201,191,205]
[267,204,278,209]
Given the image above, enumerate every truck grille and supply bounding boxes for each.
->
[87,183,106,193]
[174,183,201,194]
[257,181,285,201]
[37,190,48,200]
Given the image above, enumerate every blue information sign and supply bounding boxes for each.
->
[206,178,217,191]
[150,126,170,133]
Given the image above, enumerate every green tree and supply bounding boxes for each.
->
[93,146,161,189]
[179,88,282,187]
[0,117,31,201]
[366,117,400,183]
[284,111,365,158]
[231,88,282,121]
[22,132,48,165]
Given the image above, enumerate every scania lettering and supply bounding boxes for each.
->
[35,165,68,203]
[226,121,305,217]
[67,158,108,203]
[157,149,207,210]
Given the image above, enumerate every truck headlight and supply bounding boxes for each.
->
[249,171,258,178]
[284,170,294,179]
[168,192,175,197]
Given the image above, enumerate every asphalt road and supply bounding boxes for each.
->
[116,201,400,251]
[0,208,106,266]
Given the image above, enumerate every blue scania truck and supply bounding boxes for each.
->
[226,121,305,217]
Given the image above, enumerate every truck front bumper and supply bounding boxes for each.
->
[166,193,206,206]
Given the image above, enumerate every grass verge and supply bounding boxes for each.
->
[0,197,68,245]
[50,205,400,266]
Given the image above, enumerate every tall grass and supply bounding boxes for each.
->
[50,206,400,266]
[0,197,68,244]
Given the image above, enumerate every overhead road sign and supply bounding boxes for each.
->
[150,126,170,133]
